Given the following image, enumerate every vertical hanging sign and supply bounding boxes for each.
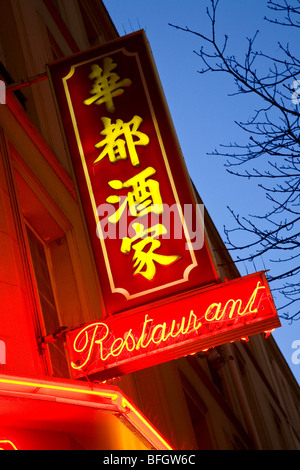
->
[47,31,219,316]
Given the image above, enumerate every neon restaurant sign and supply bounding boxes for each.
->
[47,31,280,381]
[66,272,280,381]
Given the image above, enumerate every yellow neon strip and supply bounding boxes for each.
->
[0,377,119,401]
[0,376,172,450]
[0,440,18,450]
[121,397,173,450]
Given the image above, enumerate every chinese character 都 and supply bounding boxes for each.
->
[93,115,149,166]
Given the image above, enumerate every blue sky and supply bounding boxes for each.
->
[103,0,300,384]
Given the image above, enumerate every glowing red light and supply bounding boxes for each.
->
[66,272,280,381]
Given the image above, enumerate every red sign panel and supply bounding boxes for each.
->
[66,272,280,381]
[46,31,219,316]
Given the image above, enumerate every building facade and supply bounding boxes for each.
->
[0,0,299,450]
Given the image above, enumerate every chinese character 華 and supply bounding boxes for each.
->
[83,57,132,112]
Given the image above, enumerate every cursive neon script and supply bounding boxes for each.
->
[71,281,266,372]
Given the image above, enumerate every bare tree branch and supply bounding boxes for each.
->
[170,0,300,322]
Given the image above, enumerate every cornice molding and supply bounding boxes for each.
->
[4,90,77,201]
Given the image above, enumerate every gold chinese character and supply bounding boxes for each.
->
[106,167,163,223]
[94,115,149,166]
[83,58,132,112]
[121,223,180,280]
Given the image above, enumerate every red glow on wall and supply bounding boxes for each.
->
[66,272,280,381]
